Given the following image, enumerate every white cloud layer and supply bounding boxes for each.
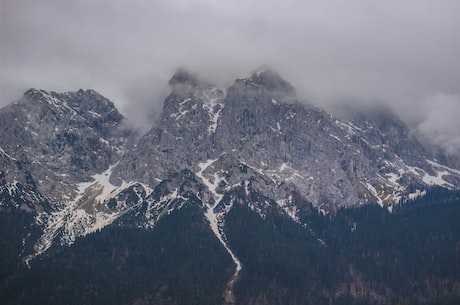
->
[415,93,460,155]
[1,0,460,154]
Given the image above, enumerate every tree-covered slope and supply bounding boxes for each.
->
[225,187,460,305]
[1,188,459,305]
[0,204,233,305]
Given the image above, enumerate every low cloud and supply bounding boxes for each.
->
[414,93,460,156]
[1,0,460,153]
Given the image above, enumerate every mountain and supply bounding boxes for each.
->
[1,69,460,305]
[112,67,459,213]
[0,88,132,200]
[0,89,134,259]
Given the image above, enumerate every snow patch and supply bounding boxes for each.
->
[408,190,427,200]
[276,196,300,223]
[427,159,460,175]
[202,87,225,134]
[385,172,400,185]
[421,170,455,188]
[363,182,383,206]
[28,163,143,263]
[196,158,222,204]
[0,146,17,161]
[88,110,101,118]
[329,134,343,143]
[196,158,242,300]
[335,120,360,135]
[91,163,124,203]
[171,98,191,120]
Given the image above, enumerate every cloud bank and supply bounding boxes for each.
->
[1,0,460,154]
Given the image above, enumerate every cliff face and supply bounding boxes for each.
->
[1,68,459,261]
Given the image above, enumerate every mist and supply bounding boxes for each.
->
[1,0,460,154]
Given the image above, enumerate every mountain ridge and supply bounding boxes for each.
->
[2,68,460,305]
[1,68,459,264]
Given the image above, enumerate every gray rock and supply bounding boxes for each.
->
[2,68,460,260]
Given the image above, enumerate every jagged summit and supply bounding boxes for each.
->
[168,67,296,99]
[19,88,117,115]
[168,68,203,88]
[23,88,48,98]
[0,88,132,202]
[167,68,220,100]
[23,88,104,99]
[237,67,297,99]
[2,70,460,266]
[2,71,460,305]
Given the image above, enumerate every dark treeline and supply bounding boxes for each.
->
[225,186,460,305]
[1,187,459,305]
[0,204,232,305]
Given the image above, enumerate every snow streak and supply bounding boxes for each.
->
[196,159,242,305]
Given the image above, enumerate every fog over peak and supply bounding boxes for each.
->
[1,0,460,154]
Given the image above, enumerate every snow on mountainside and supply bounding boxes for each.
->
[113,68,460,211]
[0,89,134,261]
[1,69,460,264]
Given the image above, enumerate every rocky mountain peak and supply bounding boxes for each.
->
[23,88,50,100]
[21,88,118,118]
[169,68,200,86]
[2,70,460,264]
[0,88,133,204]
[236,67,296,100]
[167,68,206,97]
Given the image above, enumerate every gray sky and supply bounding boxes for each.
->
[1,0,460,154]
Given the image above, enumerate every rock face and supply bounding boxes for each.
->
[1,69,460,262]
[0,89,134,259]
[113,68,460,211]
[0,89,132,201]
[113,69,225,185]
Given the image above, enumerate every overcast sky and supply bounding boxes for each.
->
[1,0,460,154]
